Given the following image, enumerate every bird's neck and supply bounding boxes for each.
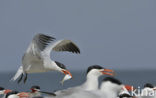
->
[101,84,120,98]
[82,75,99,91]
[44,60,61,71]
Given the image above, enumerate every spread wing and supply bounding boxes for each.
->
[26,33,55,57]
[43,40,80,57]
[53,40,80,53]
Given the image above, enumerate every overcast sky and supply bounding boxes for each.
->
[0,0,156,72]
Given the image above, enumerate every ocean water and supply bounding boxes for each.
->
[0,70,156,92]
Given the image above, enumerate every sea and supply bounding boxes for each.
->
[0,70,156,92]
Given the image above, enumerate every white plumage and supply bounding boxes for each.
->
[51,65,114,98]
[11,33,80,83]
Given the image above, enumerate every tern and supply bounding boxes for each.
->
[138,83,156,98]
[51,77,133,98]
[53,65,114,97]
[99,77,133,98]
[11,33,80,83]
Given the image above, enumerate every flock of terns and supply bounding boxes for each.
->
[0,33,155,98]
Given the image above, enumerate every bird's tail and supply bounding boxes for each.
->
[10,66,24,81]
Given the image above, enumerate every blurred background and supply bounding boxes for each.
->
[0,0,156,91]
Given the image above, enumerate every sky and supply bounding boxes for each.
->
[0,0,156,72]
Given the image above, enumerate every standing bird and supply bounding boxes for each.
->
[53,65,114,97]
[11,33,80,83]
[99,77,133,98]
[138,83,156,98]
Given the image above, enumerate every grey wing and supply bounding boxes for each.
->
[23,34,55,70]
[53,40,80,53]
[43,40,80,58]
[26,33,55,58]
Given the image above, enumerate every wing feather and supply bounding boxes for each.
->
[42,40,80,57]
[53,40,80,53]
[26,34,55,56]
[35,34,55,51]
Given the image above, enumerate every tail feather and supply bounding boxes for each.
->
[11,66,24,81]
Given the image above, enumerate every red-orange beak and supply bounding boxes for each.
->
[62,70,72,78]
[124,85,134,91]
[4,89,12,94]
[153,87,156,90]
[100,69,115,76]
[31,88,37,93]
[17,92,29,98]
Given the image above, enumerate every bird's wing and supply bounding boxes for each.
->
[26,33,55,58]
[43,40,80,57]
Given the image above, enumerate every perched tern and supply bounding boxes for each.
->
[138,83,156,98]
[11,33,80,83]
[54,65,114,97]
[100,77,133,98]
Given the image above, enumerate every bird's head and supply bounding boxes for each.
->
[0,87,5,94]
[101,77,134,95]
[86,65,114,77]
[55,61,72,78]
[144,83,154,88]
[31,85,40,93]
[100,77,123,92]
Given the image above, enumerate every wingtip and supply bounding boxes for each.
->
[77,49,80,54]
[76,48,81,54]
[36,33,56,40]
[76,51,80,54]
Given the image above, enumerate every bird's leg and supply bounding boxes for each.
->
[18,74,23,84]
[24,73,28,84]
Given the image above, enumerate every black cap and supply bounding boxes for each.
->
[103,77,122,85]
[144,83,154,88]
[55,61,66,69]
[87,65,104,74]
[31,85,40,89]
[0,87,4,90]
